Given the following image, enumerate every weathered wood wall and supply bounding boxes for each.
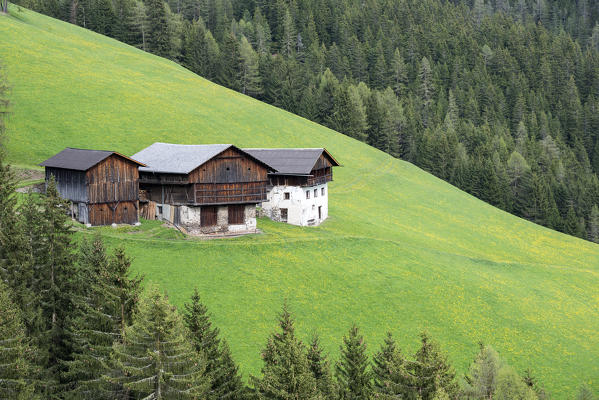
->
[139,148,270,206]
[88,201,138,226]
[189,148,269,183]
[46,168,88,202]
[87,155,139,203]
[313,153,333,171]
[194,181,268,204]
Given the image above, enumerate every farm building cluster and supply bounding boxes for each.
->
[40,144,339,235]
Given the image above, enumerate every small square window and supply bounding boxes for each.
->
[284,192,290,200]
[321,187,325,196]
[157,205,163,214]
[314,189,318,197]
[280,208,288,222]
[306,191,310,199]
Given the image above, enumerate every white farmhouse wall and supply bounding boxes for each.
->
[261,183,329,226]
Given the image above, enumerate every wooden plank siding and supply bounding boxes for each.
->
[139,147,270,206]
[194,181,268,204]
[46,168,88,203]
[87,155,139,204]
[88,201,138,226]
[188,148,269,183]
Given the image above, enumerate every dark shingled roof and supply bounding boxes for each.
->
[39,148,145,171]
[243,148,340,175]
[132,143,275,174]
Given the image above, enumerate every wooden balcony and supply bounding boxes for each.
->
[193,181,269,205]
[304,173,332,187]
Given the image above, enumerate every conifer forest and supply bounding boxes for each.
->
[15,0,599,241]
[3,0,599,398]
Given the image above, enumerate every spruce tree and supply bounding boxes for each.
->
[27,177,79,391]
[307,333,335,398]
[218,32,242,90]
[212,339,246,400]
[335,324,372,400]
[588,204,599,242]
[183,288,245,399]
[181,19,208,76]
[109,285,210,399]
[146,0,173,58]
[371,332,411,398]
[239,35,263,97]
[0,75,40,339]
[65,236,141,398]
[412,332,458,400]
[0,281,38,399]
[251,303,318,400]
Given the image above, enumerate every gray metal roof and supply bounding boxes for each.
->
[39,148,145,171]
[243,148,339,175]
[132,143,234,174]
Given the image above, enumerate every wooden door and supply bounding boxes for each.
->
[228,205,245,224]
[201,206,218,227]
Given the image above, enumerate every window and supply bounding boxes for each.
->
[321,187,325,196]
[201,206,218,227]
[306,190,310,199]
[228,205,245,224]
[314,189,318,197]
[284,192,290,200]
[280,208,288,222]
[157,205,163,214]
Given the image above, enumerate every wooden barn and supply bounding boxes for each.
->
[243,148,340,226]
[40,148,146,226]
[132,143,275,234]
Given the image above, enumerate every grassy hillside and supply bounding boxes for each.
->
[1,6,598,397]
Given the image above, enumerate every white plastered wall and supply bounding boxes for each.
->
[261,183,328,226]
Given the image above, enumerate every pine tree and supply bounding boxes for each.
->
[181,19,208,76]
[183,288,244,399]
[419,57,435,128]
[336,324,372,400]
[372,332,408,397]
[109,285,210,399]
[146,0,173,58]
[239,35,263,97]
[65,237,141,398]
[218,32,242,90]
[0,70,40,339]
[212,339,246,400]
[587,204,599,242]
[28,177,78,390]
[251,303,318,400]
[412,332,458,400]
[391,48,408,97]
[0,281,38,399]
[307,333,335,398]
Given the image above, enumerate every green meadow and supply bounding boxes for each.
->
[1,6,598,397]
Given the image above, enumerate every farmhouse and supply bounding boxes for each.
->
[132,143,274,235]
[40,148,145,226]
[243,148,340,226]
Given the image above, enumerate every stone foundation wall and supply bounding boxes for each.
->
[157,203,258,235]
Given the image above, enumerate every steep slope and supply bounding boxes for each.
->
[1,7,598,397]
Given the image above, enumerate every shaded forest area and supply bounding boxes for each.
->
[14,0,599,241]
